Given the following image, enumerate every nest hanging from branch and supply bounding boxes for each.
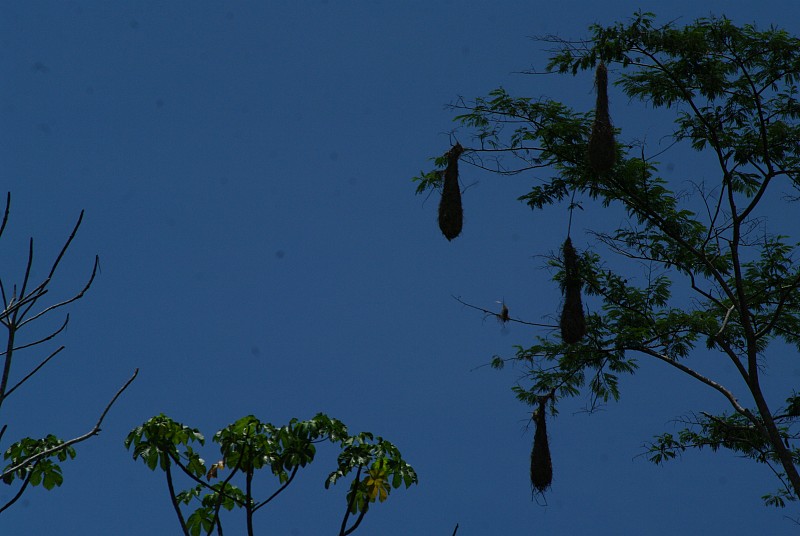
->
[559,236,586,344]
[530,396,553,493]
[587,63,616,175]
[438,143,464,241]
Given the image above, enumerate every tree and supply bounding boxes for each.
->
[0,193,137,512]
[125,413,418,536]
[415,12,800,509]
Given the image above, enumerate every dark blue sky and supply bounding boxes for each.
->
[3,2,800,534]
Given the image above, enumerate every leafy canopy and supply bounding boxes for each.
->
[415,11,800,507]
[126,413,417,536]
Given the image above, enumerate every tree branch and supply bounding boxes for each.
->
[635,347,754,421]
[0,368,138,480]
[165,460,190,536]
[252,465,299,512]
[452,295,557,328]
[2,346,65,400]
[0,465,34,514]
[19,255,99,328]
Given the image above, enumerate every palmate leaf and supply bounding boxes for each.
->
[363,459,391,503]
[2,435,76,487]
[127,412,417,535]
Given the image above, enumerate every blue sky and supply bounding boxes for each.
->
[2,1,800,534]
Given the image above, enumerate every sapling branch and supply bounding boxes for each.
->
[245,468,254,536]
[169,454,245,508]
[0,465,35,514]
[342,504,368,536]
[209,456,245,535]
[165,461,190,536]
[338,465,363,536]
[253,465,299,512]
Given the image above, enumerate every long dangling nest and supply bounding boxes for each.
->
[530,397,553,493]
[560,237,586,344]
[587,63,615,175]
[438,143,464,241]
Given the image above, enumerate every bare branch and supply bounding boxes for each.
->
[635,347,753,421]
[0,193,11,242]
[3,346,65,400]
[164,461,190,536]
[46,210,84,282]
[19,256,99,328]
[0,369,138,480]
[16,239,35,316]
[1,315,69,356]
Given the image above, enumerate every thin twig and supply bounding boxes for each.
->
[19,256,99,328]
[3,346,65,399]
[165,460,190,536]
[0,193,11,242]
[16,239,35,316]
[452,296,557,328]
[253,465,299,512]
[1,316,69,356]
[46,210,84,281]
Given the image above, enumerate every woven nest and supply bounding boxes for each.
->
[560,237,586,344]
[587,63,616,175]
[530,398,553,493]
[438,143,464,241]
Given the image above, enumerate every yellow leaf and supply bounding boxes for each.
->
[364,467,390,503]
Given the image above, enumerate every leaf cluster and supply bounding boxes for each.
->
[125,413,417,536]
[646,405,800,507]
[2,435,76,490]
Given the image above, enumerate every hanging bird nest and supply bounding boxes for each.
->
[438,143,464,241]
[530,396,553,493]
[560,236,586,344]
[587,63,616,176]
